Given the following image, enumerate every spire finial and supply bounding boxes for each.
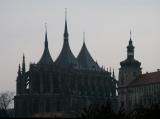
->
[22,54,26,73]
[18,64,21,75]
[19,64,21,69]
[113,68,115,78]
[64,8,68,39]
[110,67,111,72]
[23,53,25,63]
[44,23,48,48]
[65,8,67,21]
[130,29,132,41]
[45,22,47,33]
[83,32,85,43]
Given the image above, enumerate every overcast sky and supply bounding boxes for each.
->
[0,0,160,92]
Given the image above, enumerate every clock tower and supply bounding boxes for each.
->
[119,31,141,86]
[118,31,142,109]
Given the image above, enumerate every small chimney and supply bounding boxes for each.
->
[157,69,160,72]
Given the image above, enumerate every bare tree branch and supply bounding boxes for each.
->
[0,91,14,110]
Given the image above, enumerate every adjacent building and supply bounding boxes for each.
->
[118,32,160,111]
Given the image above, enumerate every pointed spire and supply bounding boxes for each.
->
[82,32,87,48]
[110,67,111,73]
[130,29,131,40]
[127,30,134,59]
[113,69,115,78]
[77,32,101,71]
[18,64,21,75]
[64,8,68,39]
[45,23,48,48]
[65,8,67,21]
[129,29,133,45]
[37,24,53,65]
[83,32,85,43]
[55,9,81,69]
[22,54,25,73]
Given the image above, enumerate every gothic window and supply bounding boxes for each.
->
[91,78,95,96]
[26,75,30,91]
[33,100,39,113]
[74,78,78,94]
[121,101,124,107]
[23,100,28,115]
[26,80,30,90]
[46,100,50,112]
[120,73,124,85]
[133,72,137,77]
[33,73,40,93]
[54,74,59,93]
[57,101,61,112]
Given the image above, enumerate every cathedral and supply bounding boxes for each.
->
[14,15,117,117]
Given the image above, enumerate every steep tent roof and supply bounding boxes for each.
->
[55,17,81,69]
[77,41,101,71]
[37,26,53,65]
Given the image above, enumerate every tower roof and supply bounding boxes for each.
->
[55,13,81,69]
[120,58,141,67]
[37,25,53,65]
[127,31,134,49]
[120,31,141,67]
[77,35,100,71]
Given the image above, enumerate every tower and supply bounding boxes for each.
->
[16,64,21,95]
[55,9,81,68]
[118,31,141,109]
[119,31,141,86]
[37,23,53,66]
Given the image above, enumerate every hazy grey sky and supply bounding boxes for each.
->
[0,0,160,92]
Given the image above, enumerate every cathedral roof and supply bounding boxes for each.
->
[55,18,81,69]
[129,71,160,87]
[37,27,53,66]
[77,41,101,71]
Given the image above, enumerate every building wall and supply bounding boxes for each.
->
[118,81,160,111]
[15,65,117,117]
[128,83,160,109]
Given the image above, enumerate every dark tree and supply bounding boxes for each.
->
[0,91,14,117]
